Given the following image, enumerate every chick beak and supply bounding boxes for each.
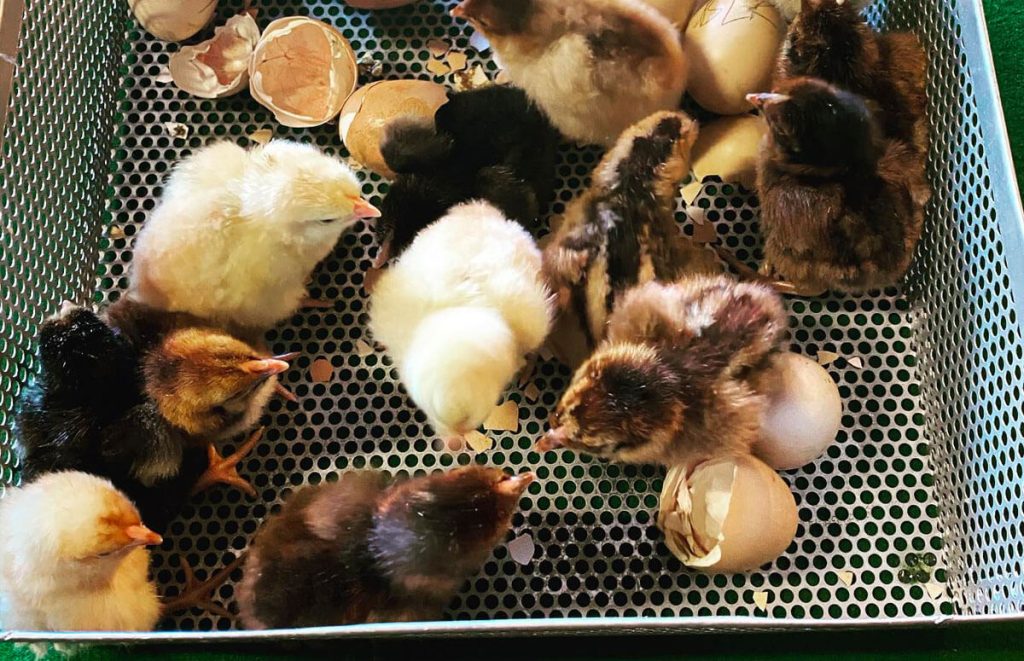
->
[124,524,163,548]
[272,351,302,362]
[352,197,382,221]
[240,357,292,376]
[495,472,536,497]
[747,93,791,110]
[450,2,468,18]
[537,427,569,452]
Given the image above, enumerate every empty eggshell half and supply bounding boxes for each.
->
[129,0,219,42]
[753,352,843,470]
[168,14,260,99]
[658,454,798,572]
[685,0,786,115]
[339,80,449,177]
[250,17,358,128]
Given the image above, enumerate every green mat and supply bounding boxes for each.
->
[984,0,1024,188]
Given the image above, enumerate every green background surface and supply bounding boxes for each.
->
[2,1,1023,659]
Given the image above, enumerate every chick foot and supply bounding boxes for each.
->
[712,246,802,296]
[190,428,264,498]
[161,554,246,620]
[274,382,299,404]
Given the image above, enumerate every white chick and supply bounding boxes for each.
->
[0,471,163,632]
[370,201,554,439]
[451,0,687,146]
[130,140,381,332]
[770,0,870,22]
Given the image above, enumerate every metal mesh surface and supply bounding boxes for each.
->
[0,0,1022,636]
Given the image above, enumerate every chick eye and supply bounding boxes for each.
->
[316,218,339,225]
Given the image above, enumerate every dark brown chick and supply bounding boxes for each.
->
[751,77,930,293]
[778,0,928,153]
[237,467,534,629]
[539,275,786,467]
[543,111,720,349]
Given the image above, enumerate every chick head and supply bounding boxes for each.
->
[791,0,863,56]
[239,140,380,253]
[539,342,685,464]
[1,472,162,569]
[403,306,520,439]
[371,467,534,579]
[145,328,296,438]
[450,0,533,36]
[748,78,879,168]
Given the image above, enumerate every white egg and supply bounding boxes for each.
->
[682,114,765,202]
[754,352,843,470]
[658,454,798,573]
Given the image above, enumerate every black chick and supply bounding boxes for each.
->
[14,301,291,531]
[236,467,535,629]
[374,85,559,263]
[750,77,929,292]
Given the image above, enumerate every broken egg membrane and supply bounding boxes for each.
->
[249,17,358,128]
[658,454,798,572]
[339,79,449,177]
[129,0,219,43]
[169,14,259,99]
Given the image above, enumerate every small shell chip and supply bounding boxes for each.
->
[847,356,864,369]
[426,38,451,58]
[155,67,174,84]
[517,354,538,388]
[355,339,375,357]
[816,351,840,367]
[753,591,769,611]
[309,358,333,383]
[484,400,520,433]
[247,128,274,145]
[164,122,190,139]
[465,430,492,453]
[108,225,125,240]
[426,59,452,76]
[446,50,468,72]
[524,383,541,403]
[925,581,945,600]
[838,571,854,587]
[507,533,536,565]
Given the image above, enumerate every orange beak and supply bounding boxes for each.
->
[746,93,791,110]
[495,471,536,496]
[450,2,468,18]
[240,357,292,376]
[537,427,569,451]
[125,524,163,547]
[352,197,382,220]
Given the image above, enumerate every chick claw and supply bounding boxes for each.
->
[274,382,299,404]
[712,245,801,296]
[190,428,264,498]
[161,554,245,620]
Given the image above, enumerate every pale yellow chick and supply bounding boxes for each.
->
[130,140,380,332]
[0,472,164,632]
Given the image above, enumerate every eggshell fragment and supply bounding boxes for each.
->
[484,400,520,433]
[754,352,843,471]
[658,454,798,572]
[642,0,700,25]
[129,0,218,42]
[338,79,449,177]
[249,17,358,128]
[169,14,259,99]
[685,0,786,115]
[465,431,493,453]
[686,115,765,202]
[507,534,536,565]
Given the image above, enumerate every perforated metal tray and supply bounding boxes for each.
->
[1,0,1022,643]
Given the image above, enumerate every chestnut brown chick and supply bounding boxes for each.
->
[750,77,929,292]
[543,111,720,349]
[539,276,786,467]
[778,0,928,153]
[237,467,534,629]
[451,0,687,146]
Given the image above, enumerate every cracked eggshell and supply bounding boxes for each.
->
[129,0,218,42]
[685,0,786,115]
[753,352,842,470]
[249,16,358,128]
[691,114,764,190]
[339,79,449,177]
[658,454,798,573]
[168,14,260,99]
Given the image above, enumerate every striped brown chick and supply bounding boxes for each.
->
[539,275,787,467]
[542,110,720,350]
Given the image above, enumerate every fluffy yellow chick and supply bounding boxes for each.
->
[0,472,164,632]
[130,140,380,332]
[370,201,554,439]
